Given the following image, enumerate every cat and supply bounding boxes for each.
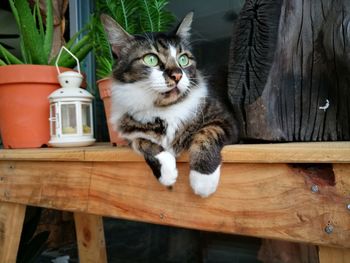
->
[101,12,239,197]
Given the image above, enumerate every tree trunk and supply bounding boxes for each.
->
[228,0,350,141]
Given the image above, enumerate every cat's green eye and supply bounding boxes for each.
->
[143,54,159,67]
[178,54,190,67]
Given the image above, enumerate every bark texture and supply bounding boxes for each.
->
[228,0,350,141]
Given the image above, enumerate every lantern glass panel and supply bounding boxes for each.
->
[50,104,56,136]
[82,104,92,134]
[61,104,77,134]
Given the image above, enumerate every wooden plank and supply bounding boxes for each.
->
[0,202,26,263]
[0,161,91,211]
[0,160,349,248]
[220,142,350,163]
[0,142,349,163]
[319,246,350,263]
[84,145,142,162]
[84,142,350,163]
[0,147,85,161]
[74,213,107,263]
[333,164,350,196]
[88,162,350,248]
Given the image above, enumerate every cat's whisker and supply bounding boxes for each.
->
[189,81,201,90]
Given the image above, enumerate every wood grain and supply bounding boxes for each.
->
[319,246,350,263]
[0,161,91,211]
[0,160,349,248]
[0,147,85,161]
[0,142,349,163]
[74,213,107,263]
[228,0,350,141]
[0,202,26,263]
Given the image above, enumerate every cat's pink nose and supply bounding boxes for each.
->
[171,72,182,83]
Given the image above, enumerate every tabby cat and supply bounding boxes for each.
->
[101,13,239,197]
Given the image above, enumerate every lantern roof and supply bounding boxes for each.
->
[48,71,93,100]
[49,87,93,100]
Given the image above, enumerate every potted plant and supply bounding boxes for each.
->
[92,0,175,145]
[0,0,92,149]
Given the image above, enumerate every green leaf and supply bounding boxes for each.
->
[91,15,113,78]
[58,42,93,68]
[8,0,29,63]
[139,0,175,32]
[139,0,154,32]
[0,44,23,64]
[105,0,139,33]
[0,58,7,66]
[50,33,92,67]
[34,0,45,41]
[96,57,113,79]
[15,0,46,64]
[65,26,89,50]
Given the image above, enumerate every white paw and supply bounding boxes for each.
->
[155,151,178,186]
[189,165,221,198]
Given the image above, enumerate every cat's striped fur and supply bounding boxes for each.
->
[101,13,239,197]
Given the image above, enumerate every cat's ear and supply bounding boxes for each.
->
[100,14,133,57]
[176,12,193,41]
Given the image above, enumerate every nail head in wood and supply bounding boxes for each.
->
[311,184,319,193]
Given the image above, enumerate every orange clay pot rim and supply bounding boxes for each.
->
[96,77,112,84]
[0,64,74,85]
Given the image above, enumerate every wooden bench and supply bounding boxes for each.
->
[0,142,349,262]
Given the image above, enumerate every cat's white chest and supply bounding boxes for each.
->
[134,87,206,151]
[113,77,208,152]
[159,94,205,152]
[161,115,185,152]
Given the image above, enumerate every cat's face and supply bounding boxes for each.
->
[101,13,198,107]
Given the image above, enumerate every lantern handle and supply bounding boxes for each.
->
[55,46,81,75]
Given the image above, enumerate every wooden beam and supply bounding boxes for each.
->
[0,142,349,163]
[0,147,86,161]
[0,161,91,211]
[319,246,350,263]
[74,213,107,263]
[0,202,26,263]
[0,160,349,248]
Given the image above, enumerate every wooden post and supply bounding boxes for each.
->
[0,202,26,263]
[74,212,107,263]
[228,0,350,141]
[319,246,350,263]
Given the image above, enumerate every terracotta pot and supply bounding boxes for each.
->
[97,78,127,146]
[0,65,72,149]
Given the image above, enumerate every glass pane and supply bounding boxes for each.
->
[50,104,56,118]
[51,120,56,136]
[82,104,92,134]
[50,104,56,136]
[61,104,77,134]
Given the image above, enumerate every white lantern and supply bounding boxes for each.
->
[48,47,95,147]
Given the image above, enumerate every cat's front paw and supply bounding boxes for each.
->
[155,151,178,186]
[189,166,221,198]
